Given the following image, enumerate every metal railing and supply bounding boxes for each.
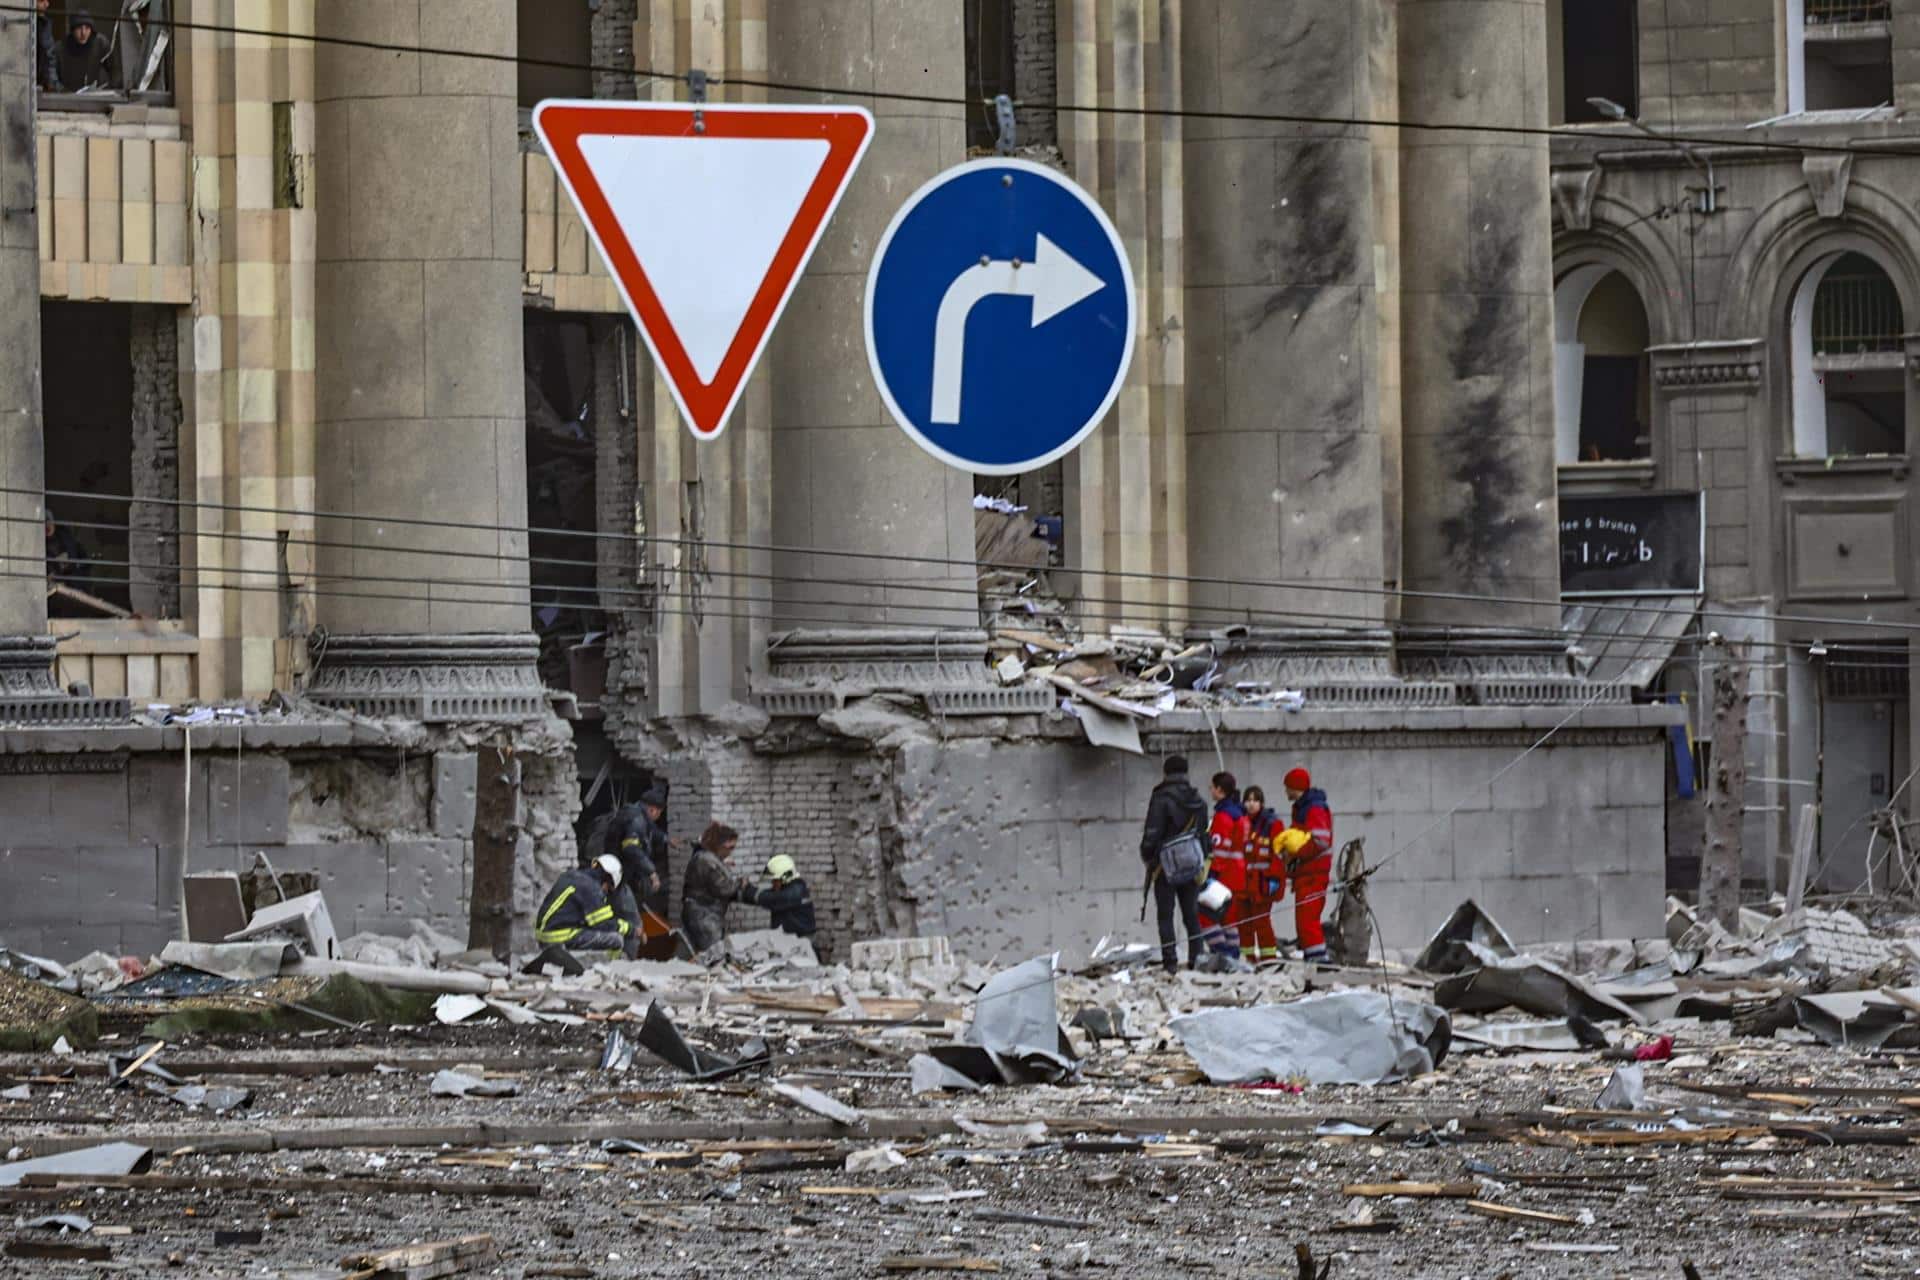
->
[1806,0,1892,23]
[1813,272,1905,356]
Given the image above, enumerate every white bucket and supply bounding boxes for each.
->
[1197,879,1232,914]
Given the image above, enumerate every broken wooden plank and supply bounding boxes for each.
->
[880,1258,1001,1274]
[345,1233,497,1280]
[5,1237,111,1261]
[770,1081,864,1128]
[21,1173,539,1198]
[1465,1201,1579,1226]
[1342,1182,1476,1199]
[115,1041,167,1081]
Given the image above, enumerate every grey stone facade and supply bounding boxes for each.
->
[1549,1,1920,893]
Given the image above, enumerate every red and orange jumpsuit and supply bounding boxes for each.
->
[1203,799,1248,958]
[1286,788,1334,961]
[1241,806,1282,960]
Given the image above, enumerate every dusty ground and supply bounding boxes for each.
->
[0,971,1916,1278]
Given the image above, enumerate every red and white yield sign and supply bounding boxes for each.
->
[533,101,875,439]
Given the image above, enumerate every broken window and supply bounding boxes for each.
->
[39,2,175,105]
[516,0,592,110]
[1790,251,1906,457]
[525,311,640,698]
[1551,0,1637,125]
[1552,267,1652,464]
[964,0,1016,151]
[42,301,181,620]
[1798,1,1893,112]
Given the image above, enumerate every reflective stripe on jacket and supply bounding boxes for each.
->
[535,868,629,945]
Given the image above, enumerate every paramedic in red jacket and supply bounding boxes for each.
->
[1240,785,1282,960]
[1202,771,1248,958]
[1283,767,1334,962]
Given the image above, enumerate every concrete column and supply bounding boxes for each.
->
[309,1,541,719]
[0,12,58,713]
[1182,1,1390,651]
[1397,0,1560,642]
[765,1,978,636]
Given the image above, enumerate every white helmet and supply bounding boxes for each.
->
[594,855,624,889]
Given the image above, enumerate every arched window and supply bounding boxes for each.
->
[1553,267,1653,464]
[1549,0,1638,125]
[1790,251,1906,457]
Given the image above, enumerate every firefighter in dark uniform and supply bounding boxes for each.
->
[526,855,638,975]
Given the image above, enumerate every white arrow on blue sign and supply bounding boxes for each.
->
[864,158,1136,475]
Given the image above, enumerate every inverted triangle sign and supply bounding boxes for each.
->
[534,101,875,439]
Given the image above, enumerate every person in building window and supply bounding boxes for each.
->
[755,854,816,939]
[44,514,87,586]
[525,855,639,976]
[1281,767,1335,963]
[35,0,59,91]
[55,11,117,92]
[682,822,758,957]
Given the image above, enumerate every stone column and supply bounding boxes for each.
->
[764,1,980,642]
[0,14,62,717]
[1397,0,1561,658]
[1183,0,1393,682]
[309,1,542,719]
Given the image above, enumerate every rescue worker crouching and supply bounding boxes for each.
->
[682,823,759,958]
[526,855,638,976]
[756,854,817,939]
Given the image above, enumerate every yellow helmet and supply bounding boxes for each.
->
[1278,828,1312,856]
[766,854,797,879]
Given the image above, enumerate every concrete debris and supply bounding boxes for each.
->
[1415,900,1518,975]
[1434,948,1647,1025]
[845,1145,908,1173]
[1170,991,1451,1085]
[433,993,489,1024]
[724,929,820,969]
[600,1027,636,1074]
[0,1143,151,1188]
[66,952,142,997]
[0,949,69,986]
[1594,1064,1648,1111]
[771,1080,864,1128]
[158,940,292,981]
[429,1070,519,1099]
[20,1214,91,1234]
[909,1053,985,1096]
[1793,990,1915,1050]
[954,1117,1048,1148]
[149,1083,253,1114]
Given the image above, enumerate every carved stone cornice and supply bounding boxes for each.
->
[1648,339,1766,394]
[0,750,127,775]
[0,636,130,726]
[305,633,547,722]
[1146,727,1663,752]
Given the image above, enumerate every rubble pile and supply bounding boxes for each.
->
[5,893,1920,1271]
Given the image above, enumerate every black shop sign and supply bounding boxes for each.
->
[1559,491,1703,596]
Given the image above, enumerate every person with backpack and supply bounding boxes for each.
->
[1139,754,1210,974]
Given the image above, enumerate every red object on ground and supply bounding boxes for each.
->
[117,956,145,981]
[1634,1035,1675,1062]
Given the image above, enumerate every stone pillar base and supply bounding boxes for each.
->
[305,634,546,722]
[0,636,130,725]
[756,628,1050,717]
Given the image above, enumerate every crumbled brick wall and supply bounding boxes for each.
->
[128,304,180,620]
[648,744,874,961]
[591,0,640,99]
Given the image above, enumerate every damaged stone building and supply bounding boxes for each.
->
[1547,0,1920,904]
[0,1,1697,967]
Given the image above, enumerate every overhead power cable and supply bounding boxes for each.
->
[24,4,1920,162]
[19,485,1920,646]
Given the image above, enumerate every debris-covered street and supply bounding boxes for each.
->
[7,895,1920,1278]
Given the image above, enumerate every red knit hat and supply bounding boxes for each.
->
[1283,767,1311,791]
